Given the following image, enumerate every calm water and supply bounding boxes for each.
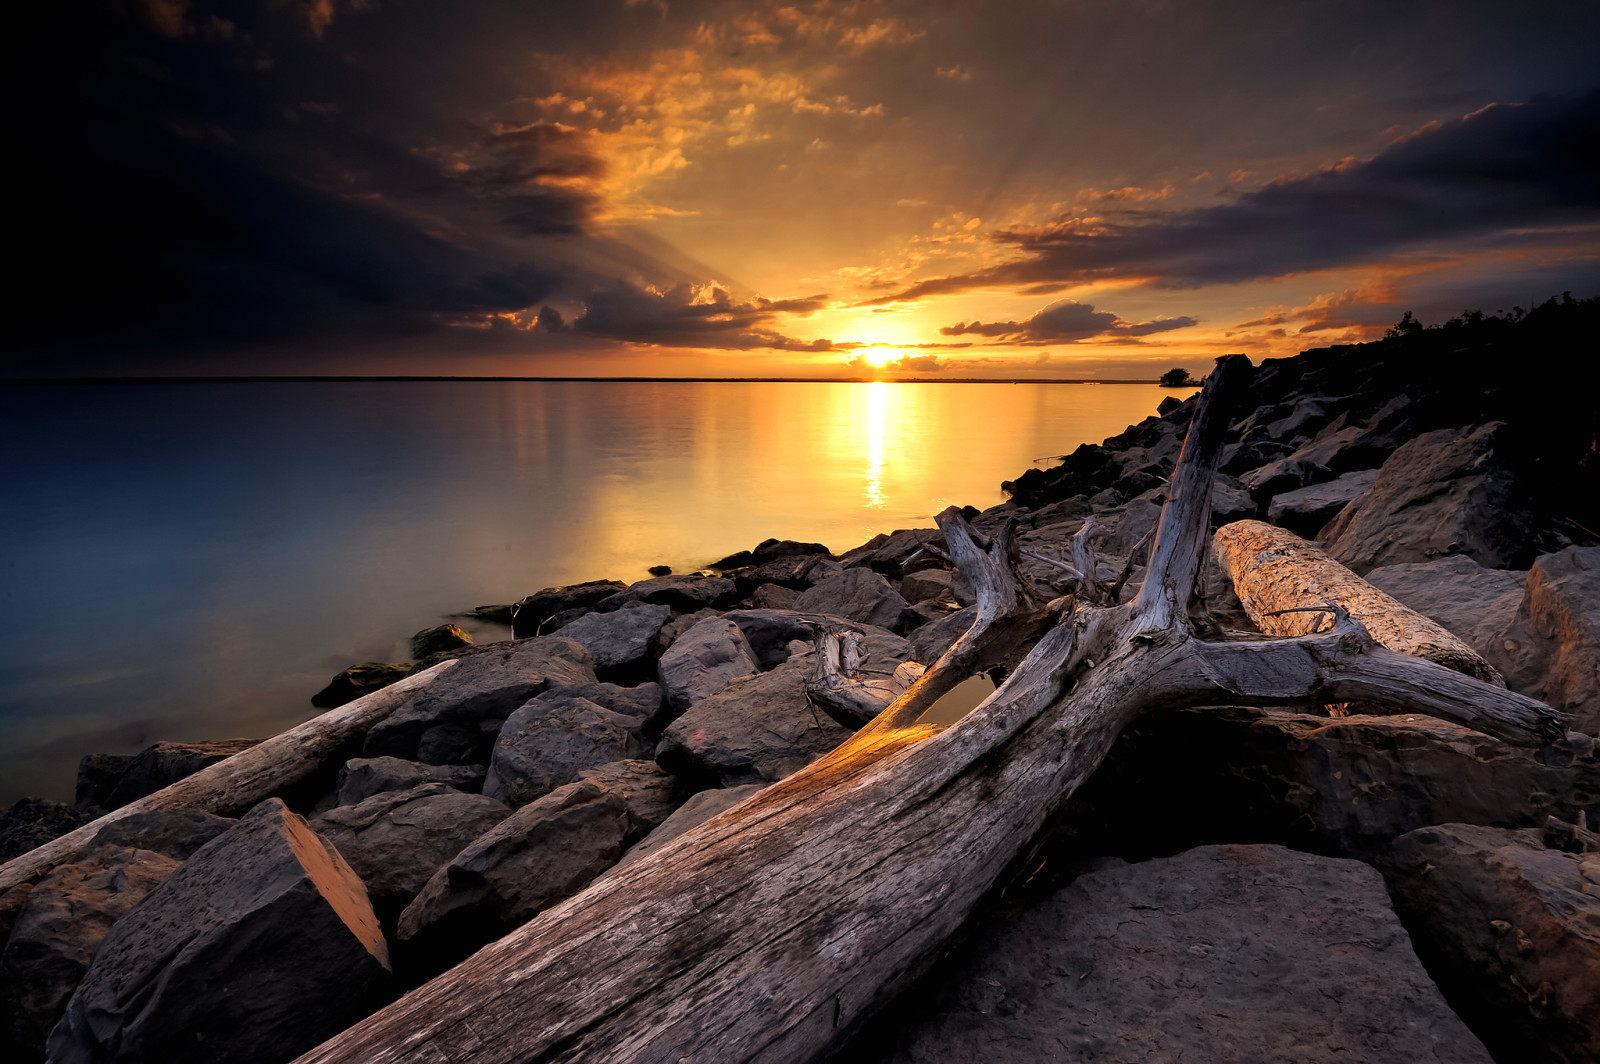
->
[0,381,1178,803]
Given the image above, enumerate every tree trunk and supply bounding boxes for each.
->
[296,356,1566,1064]
[1214,519,1503,684]
[0,662,458,897]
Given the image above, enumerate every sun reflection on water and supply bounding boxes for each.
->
[865,381,887,508]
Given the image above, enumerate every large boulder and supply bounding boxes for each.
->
[553,602,671,681]
[907,606,975,665]
[483,692,651,807]
[101,738,263,809]
[0,799,99,863]
[576,759,682,843]
[397,779,627,974]
[334,756,486,807]
[722,609,911,674]
[792,568,909,629]
[511,580,627,638]
[862,844,1490,1064]
[595,574,740,614]
[74,754,135,810]
[86,809,237,860]
[615,783,766,869]
[1321,422,1540,573]
[1365,554,1527,660]
[1384,824,1600,1064]
[656,616,761,714]
[409,623,472,660]
[311,784,511,924]
[1490,547,1600,736]
[1265,468,1380,537]
[47,798,391,1064]
[1,847,180,1057]
[362,636,596,764]
[655,646,854,787]
[311,662,411,710]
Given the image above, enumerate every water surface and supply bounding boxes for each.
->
[1,381,1177,802]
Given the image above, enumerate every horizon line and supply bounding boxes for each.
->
[1,375,1178,386]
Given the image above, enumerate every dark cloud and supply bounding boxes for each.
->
[539,285,838,352]
[940,300,1197,344]
[875,86,1600,302]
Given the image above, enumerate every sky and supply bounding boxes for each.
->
[10,0,1600,379]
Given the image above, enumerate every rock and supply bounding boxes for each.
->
[396,780,627,974]
[311,661,412,709]
[362,636,596,764]
[616,783,767,868]
[409,623,473,660]
[1384,824,1600,1064]
[0,799,99,863]
[1322,422,1540,573]
[470,603,514,625]
[553,602,671,681]
[73,753,134,810]
[647,564,672,576]
[1103,496,1160,557]
[311,784,511,924]
[792,568,910,629]
[864,844,1490,1064]
[749,582,800,610]
[656,616,761,714]
[550,680,665,726]
[721,609,911,674]
[838,528,945,577]
[596,574,740,614]
[752,538,831,562]
[483,693,650,807]
[651,607,723,657]
[88,809,236,860]
[102,738,263,808]
[907,606,975,665]
[2,846,181,1057]
[1209,472,1256,523]
[511,579,627,638]
[1490,547,1600,736]
[899,568,952,603]
[47,798,391,1064]
[1366,554,1527,659]
[655,647,854,787]
[708,548,754,569]
[723,553,832,592]
[335,756,487,806]
[1266,467,1381,537]
[576,759,682,843]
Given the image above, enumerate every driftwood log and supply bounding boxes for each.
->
[0,662,458,897]
[1214,519,1504,684]
[296,355,1566,1064]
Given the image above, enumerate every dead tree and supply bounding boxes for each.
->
[297,355,1565,1064]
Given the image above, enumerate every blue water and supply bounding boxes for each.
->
[0,380,1178,803]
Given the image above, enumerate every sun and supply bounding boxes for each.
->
[860,347,897,368]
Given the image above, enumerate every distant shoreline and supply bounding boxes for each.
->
[1,375,1166,386]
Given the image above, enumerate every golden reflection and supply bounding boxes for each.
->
[864,381,887,508]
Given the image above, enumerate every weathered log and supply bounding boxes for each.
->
[0,662,457,896]
[295,357,1566,1064]
[1214,519,1504,684]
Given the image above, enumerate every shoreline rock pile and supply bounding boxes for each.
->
[2,305,1598,1063]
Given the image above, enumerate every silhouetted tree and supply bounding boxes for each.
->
[1158,367,1197,386]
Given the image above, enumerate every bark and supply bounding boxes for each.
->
[1214,519,1504,685]
[0,662,457,896]
[294,356,1564,1064]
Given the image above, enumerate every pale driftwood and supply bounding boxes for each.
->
[296,356,1565,1064]
[1214,519,1504,685]
[0,661,457,896]
[805,627,925,726]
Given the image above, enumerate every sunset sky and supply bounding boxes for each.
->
[12,0,1600,378]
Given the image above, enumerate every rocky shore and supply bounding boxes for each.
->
[2,300,1598,1063]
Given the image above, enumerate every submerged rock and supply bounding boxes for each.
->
[409,623,473,660]
[311,661,411,709]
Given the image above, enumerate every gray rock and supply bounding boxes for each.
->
[749,582,800,609]
[409,623,473,660]
[88,809,236,861]
[1209,472,1256,523]
[553,602,671,678]
[0,799,100,864]
[722,609,911,675]
[362,636,596,764]
[596,574,739,613]
[483,693,650,807]
[792,568,909,629]
[1384,824,1600,1064]
[616,783,767,868]
[1,846,180,1057]
[1366,554,1526,659]
[335,756,487,807]
[511,579,627,638]
[73,753,134,810]
[1103,496,1160,557]
[655,648,853,787]
[837,528,944,576]
[311,661,411,709]
[396,780,627,973]
[652,607,724,655]
[1266,467,1381,537]
[104,738,263,809]
[752,538,831,561]
[1490,546,1600,736]
[907,607,975,665]
[656,616,761,714]
[577,759,682,843]
[311,784,511,923]
[899,568,952,603]
[47,798,391,1064]
[869,844,1490,1064]
[1322,422,1538,573]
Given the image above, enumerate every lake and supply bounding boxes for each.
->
[0,380,1180,803]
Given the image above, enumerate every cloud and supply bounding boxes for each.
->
[939,299,1198,344]
[871,86,1600,302]
[847,352,944,372]
[522,284,839,351]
